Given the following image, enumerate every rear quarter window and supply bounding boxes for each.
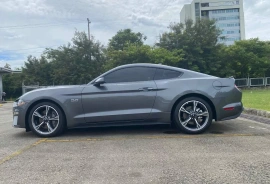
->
[154,68,183,80]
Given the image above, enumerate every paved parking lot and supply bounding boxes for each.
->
[1,102,270,184]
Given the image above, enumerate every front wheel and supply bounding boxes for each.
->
[173,97,213,134]
[28,102,65,137]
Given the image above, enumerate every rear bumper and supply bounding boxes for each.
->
[218,102,243,121]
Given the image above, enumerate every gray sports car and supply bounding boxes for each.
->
[12,63,243,137]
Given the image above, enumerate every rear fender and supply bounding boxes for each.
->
[212,78,235,90]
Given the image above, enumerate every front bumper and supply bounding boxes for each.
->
[12,102,27,128]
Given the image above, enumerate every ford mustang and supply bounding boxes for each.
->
[12,63,243,137]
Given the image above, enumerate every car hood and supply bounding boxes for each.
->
[20,85,87,100]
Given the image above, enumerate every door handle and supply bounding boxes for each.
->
[138,87,155,91]
[146,87,154,91]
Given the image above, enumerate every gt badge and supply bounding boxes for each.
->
[71,99,79,103]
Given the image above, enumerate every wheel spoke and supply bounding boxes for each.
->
[45,105,50,116]
[178,100,210,132]
[33,111,43,119]
[197,111,209,117]
[32,105,60,135]
[49,116,59,121]
[180,107,190,114]
[193,101,198,111]
[35,121,45,130]
[194,119,201,129]
[181,117,191,126]
[47,123,53,132]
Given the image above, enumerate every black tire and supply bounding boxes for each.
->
[173,97,213,134]
[28,102,65,137]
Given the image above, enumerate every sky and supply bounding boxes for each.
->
[0,0,269,69]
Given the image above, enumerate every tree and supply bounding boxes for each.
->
[108,29,147,51]
[2,70,23,99]
[44,31,106,85]
[156,19,226,76]
[22,55,52,85]
[104,44,183,70]
[220,38,270,78]
[4,63,11,69]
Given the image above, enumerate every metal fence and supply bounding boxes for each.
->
[235,77,270,88]
[235,78,248,87]
[267,77,270,86]
[22,85,41,94]
[22,82,52,95]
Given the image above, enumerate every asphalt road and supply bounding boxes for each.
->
[0,103,270,184]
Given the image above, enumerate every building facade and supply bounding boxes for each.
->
[180,0,245,45]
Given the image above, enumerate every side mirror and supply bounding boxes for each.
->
[94,77,105,86]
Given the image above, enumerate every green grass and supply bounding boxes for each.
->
[242,89,270,111]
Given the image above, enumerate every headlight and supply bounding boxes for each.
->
[17,99,27,106]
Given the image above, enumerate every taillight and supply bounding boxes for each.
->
[224,107,235,111]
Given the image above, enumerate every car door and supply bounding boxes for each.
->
[81,66,157,123]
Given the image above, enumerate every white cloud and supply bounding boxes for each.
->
[0,59,26,69]
[244,0,270,40]
[0,0,269,68]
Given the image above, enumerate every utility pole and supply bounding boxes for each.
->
[87,18,92,61]
[87,18,91,41]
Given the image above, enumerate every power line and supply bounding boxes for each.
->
[0,21,85,30]
[1,45,61,52]
[0,19,177,30]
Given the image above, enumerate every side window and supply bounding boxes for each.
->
[154,68,182,80]
[104,67,156,83]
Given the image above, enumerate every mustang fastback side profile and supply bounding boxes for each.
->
[13,63,243,137]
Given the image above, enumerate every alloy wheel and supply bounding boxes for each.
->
[178,100,209,132]
[31,105,60,135]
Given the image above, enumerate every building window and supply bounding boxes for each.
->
[225,37,241,41]
[201,3,209,7]
[219,37,240,42]
[215,16,239,21]
[212,9,239,14]
[227,31,235,34]
[217,23,240,27]
[201,10,209,18]
[209,1,240,7]
[195,3,200,18]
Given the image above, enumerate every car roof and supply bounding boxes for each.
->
[114,63,214,77]
[114,63,179,70]
[89,63,216,84]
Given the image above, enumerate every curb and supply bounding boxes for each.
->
[243,107,270,119]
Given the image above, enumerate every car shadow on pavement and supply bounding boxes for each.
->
[64,124,173,137]
[13,130,39,139]
[11,121,236,139]
[58,122,235,138]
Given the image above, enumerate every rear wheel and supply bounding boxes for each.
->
[28,102,65,137]
[173,97,213,134]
